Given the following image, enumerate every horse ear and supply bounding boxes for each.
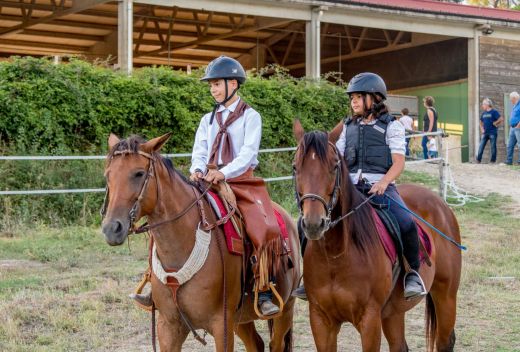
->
[142,132,173,153]
[328,120,344,144]
[293,119,305,142]
[108,133,120,150]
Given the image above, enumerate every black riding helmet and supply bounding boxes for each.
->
[201,55,247,124]
[346,72,387,100]
[200,55,247,84]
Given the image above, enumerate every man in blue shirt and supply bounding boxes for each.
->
[506,91,520,165]
[476,98,503,163]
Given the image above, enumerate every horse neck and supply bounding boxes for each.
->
[148,161,202,269]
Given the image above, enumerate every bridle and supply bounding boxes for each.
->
[100,149,216,234]
[294,141,342,231]
[100,149,156,229]
[294,141,375,230]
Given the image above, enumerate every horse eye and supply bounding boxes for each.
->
[134,171,145,178]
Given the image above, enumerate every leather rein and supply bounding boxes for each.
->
[100,150,234,234]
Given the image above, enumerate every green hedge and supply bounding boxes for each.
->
[0,57,348,227]
[0,57,348,154]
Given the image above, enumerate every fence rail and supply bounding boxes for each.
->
[0,131,446,197]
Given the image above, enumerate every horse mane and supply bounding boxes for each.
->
[107,135,193,186]
[299,131,378,253]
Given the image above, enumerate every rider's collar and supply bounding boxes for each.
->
[217,96,241,113]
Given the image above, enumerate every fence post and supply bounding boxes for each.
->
[438,133,446,199]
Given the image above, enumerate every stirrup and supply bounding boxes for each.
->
[403,269,427,300]
[131,270,153,311]
[253,282,284,320]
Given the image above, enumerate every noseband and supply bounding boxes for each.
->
[294,142,342,229]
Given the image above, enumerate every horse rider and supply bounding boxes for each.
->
[293,72,427,300]
[132,55,282,317]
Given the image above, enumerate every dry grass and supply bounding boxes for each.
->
[1,193,519,351]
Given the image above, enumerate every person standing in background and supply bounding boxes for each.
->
[422,96,438,159]
[398,108,414,156]
[505,91,520,165]
[476,98,502,164]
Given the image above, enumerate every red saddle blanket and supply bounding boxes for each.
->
[372,208,432,265]
[207,190,289,256]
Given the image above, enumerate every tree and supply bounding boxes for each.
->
[466,0,519,8]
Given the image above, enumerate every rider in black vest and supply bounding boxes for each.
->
[292,73,427,301]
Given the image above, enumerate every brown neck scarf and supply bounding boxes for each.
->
[208,99,250,167]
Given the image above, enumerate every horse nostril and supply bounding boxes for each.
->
[320,218,326,228]
[301,218,307,228]
[114,220,123,234]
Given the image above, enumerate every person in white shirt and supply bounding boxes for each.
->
[132,56,282,317]
[190,56,281,317]
[398,108,414,156]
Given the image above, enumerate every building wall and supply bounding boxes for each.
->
[479,36,520,163]
[395,80,469,162]
[319,38,468,90]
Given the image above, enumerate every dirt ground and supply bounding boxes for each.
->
[407,161,520,216]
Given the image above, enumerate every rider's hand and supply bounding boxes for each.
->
[204,169,225,184]
[369,179,390,195]
[190,171,203,182]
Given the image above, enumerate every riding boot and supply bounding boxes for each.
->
[258,290,280,316]
[402,225,427,299]
[129,291,153,310]
[291,285,308,301]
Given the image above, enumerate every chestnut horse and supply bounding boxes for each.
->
[101,133,300,352]
[292,121,461,352]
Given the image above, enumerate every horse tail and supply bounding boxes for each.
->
[425,292,437,352]
[283,328,293,352]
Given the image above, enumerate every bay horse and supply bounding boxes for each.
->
[101,133,300,351]
[292,120,461,352]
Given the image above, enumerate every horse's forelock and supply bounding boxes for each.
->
[297,131,331,166]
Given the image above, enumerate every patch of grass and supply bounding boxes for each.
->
[0,172,519,351]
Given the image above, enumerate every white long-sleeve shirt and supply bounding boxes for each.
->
[335,118,406,184]
[190,98,262,179]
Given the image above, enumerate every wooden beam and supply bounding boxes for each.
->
[0,14,115,31]
[14,29,104,42]
[287,41,418,70]
[264,22,303,47]
[282,31,297,66]
[136,18,294,58]
[0,0,112,37]
[0,38,87,52]
[354,27,367,52]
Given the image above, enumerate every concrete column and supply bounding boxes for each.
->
[305,7,324,79]
[118,0,133,75]
[467,30,480,161]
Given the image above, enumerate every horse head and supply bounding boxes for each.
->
[101,133,171,246]
[293,120,343,240]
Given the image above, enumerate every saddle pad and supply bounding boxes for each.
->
[372,208,432,266]
[206,190,288,256]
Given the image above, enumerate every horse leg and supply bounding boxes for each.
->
[429,288,457,352]
[235,322,264,352]
[157,314,189,352]
[268,299,295,352]
[356,307,383,352]
[211,314,235,352]
[382,312,408,352]
[309,303,341,352]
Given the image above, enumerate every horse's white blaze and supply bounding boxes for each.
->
[312,152,316,160]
